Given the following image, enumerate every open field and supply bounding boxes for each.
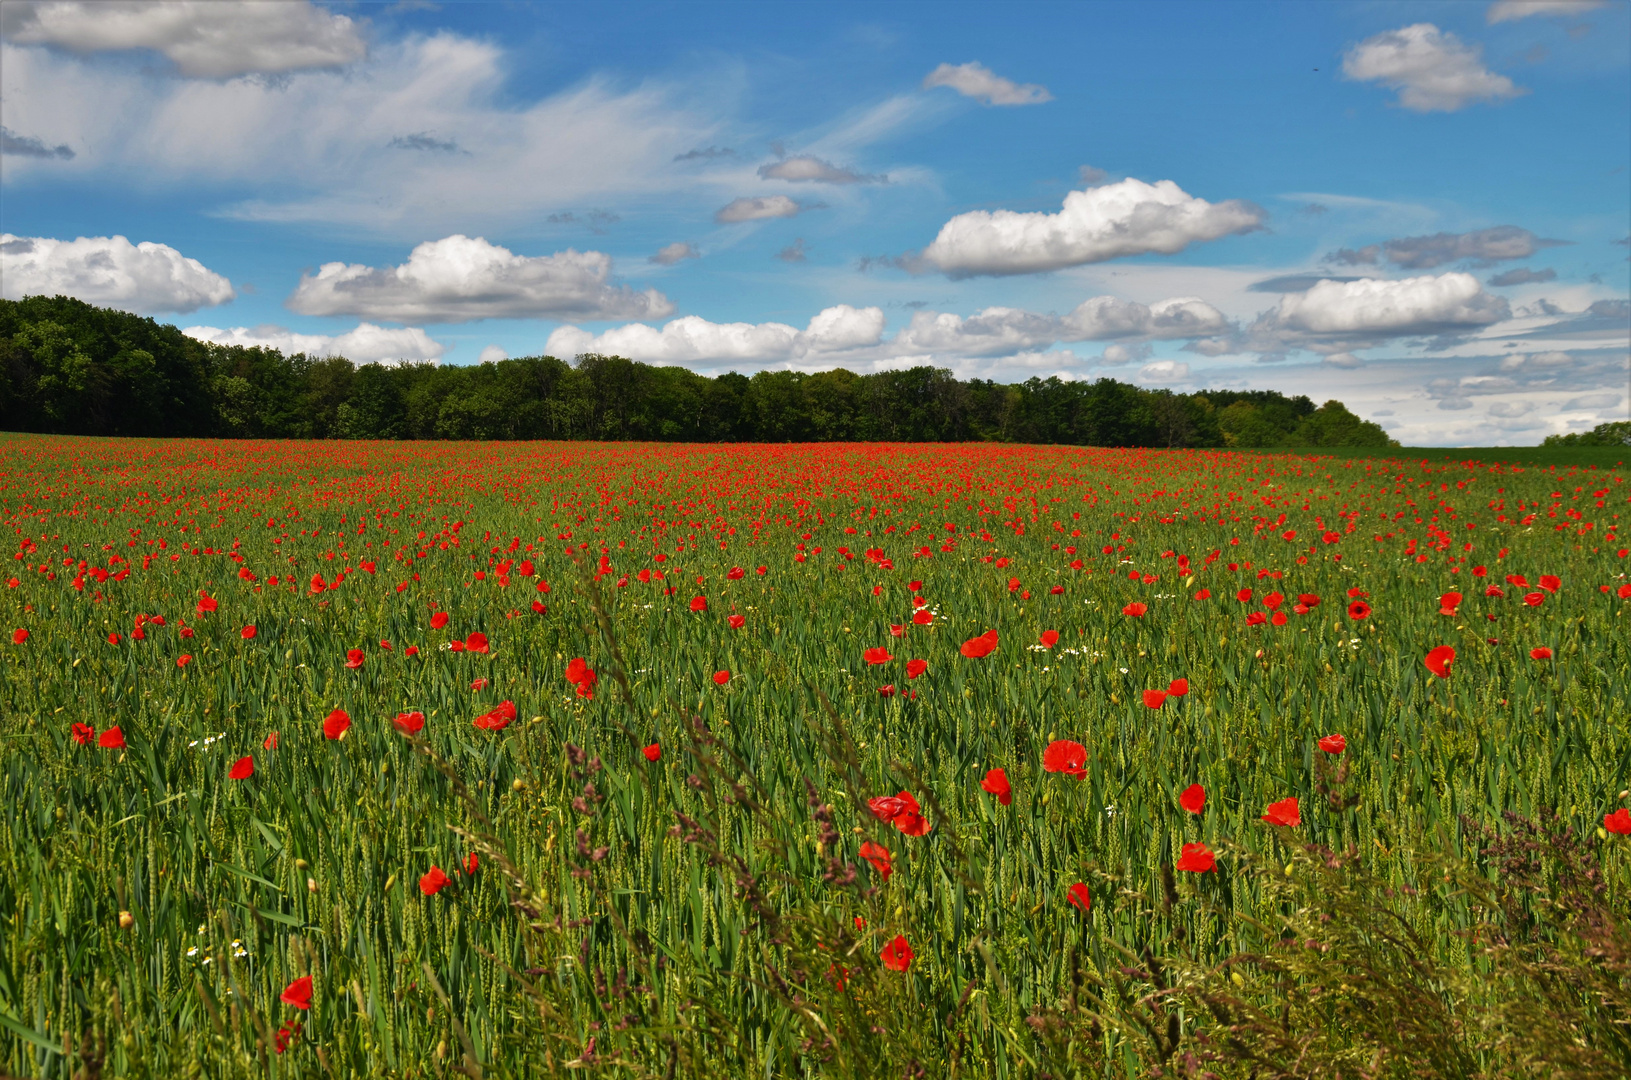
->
[1243,444,1628,471]
[0,434,1627,1078]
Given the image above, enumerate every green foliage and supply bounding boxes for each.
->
[1545,421,1631,448]
[1,297,1398,448]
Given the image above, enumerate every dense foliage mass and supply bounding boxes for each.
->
[0,435,1627,1078]
[0,296,1396,448]
[1544,420,1631,448]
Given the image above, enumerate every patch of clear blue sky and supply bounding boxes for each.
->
[4,0,1627,361]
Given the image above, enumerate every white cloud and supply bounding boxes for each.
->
[285,234,673,323]
[922,62,1052,106]
[1562,391,1622,410]
[1259,273,1509,336]
[0,34,717,235]
[547,304,885,365]
[913,177,1263,278]
[1137,360,1190,383]
[0,1,366,78]
[1342,24,1524,113]
[649,241,699,266]
[1096,343,1151,366]
[1323,351,1365,368]
[547,291,1224,368]
[715,195,807,224]
[182,322,446,364]
[1487,1,1604,23]
[1487,400,1534,417]
[0,232,234,313]
[757,155,884,184]
[477,345,507,364]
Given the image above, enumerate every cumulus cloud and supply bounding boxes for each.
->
[0,232,234,313]
[477,344,507,364]
[1384,226,1566,268]
[0,0,366,78]
[757,155,884,184]
[182,321,446,364]
[1258,273,1509,338]
[715,195,811,224]
[285,234,673,323]
[1323,352,1365,368]
[1489,266,1557,286]
[1096,342,1152,366]
[1137,360,1190,383]
[0,125,73,159]
[546,304,886,365]
[1342,23,1524,112]
[649,242,699,266]
[547,292,1226,369]
[923,61,1052,106]
[1487,1,1604,22]
[1487,400,1534,418]
[911,177,1264,278]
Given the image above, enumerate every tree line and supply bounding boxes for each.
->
[0,295,1396,447]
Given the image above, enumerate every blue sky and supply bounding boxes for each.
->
[2,0,1627,445]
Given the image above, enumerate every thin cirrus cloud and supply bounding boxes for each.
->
[922,61,1052,106]
[906,177,1265,278]
[757,154,885,184]
[1342,24,1525,113]
[0,232,235,313]
[1488,267,1557,286]
[1326,226,1568,269]
[285,234,674,323]
[714,195,815,224]
[182,321,447,365]
[0,0,367,78]
[1486,0,1604,23]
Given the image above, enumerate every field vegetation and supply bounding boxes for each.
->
[0,434,1626,1078]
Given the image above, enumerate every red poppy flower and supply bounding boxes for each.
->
[1261,797,1300,827]
[323,709,351,740]
[264,731,280,749]
[1168,677,1189,696]
[71,723,95,745]
[1122,602,1147,617]
[1067,882,1091,913]
[880,934,913,972]
[859,840,893,881]
[1618,583,1631,600]
[912,609,933,625]
[1245,612,1267,627]
[1049,584,1065,595]
[1297,594,1321,608]
[689,596,708,612]
[1179,783,1205,814]
[344,648,365,669]
[98,726,126,749]
[465,853,479,875]
[863,646,893,665]
[107,632,121,645]
[643,743,661,762]
[1529,646,1553,660]
[728,614,746,629]
[878,684,897,697]
[430,612,449,630]
[474,700,517,730]
[1606,808,1631,835]
[465,632,489,654]
[712,670,731,685]
[1142,688,1168,709]
[393,710,425,735]
[1347,600,1371,619]
[1042,739,1087,778]
[906,658,927,679]
[405,645,420,657]
[1505,574,1529,588]
[565,657,591,684]
[1523,591,1544,607]
[420,866,450,896]
[239,625,257,640]
[1175,842,1216,873]
[229,756,254,780]
[1039,630,1059,648]
[1262,592,1284,610]
[1438,592,1462,616]
[196,592,218,615]
[980,767,1011,805]
[1318,733,1346,754]
[1424,645,1456,679]
[867,791,930,836]
[280,976,313,1011]
[960,629,998,658]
